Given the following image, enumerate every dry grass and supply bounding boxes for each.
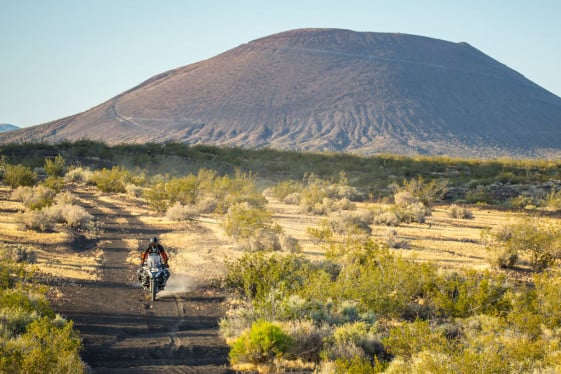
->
[269,197,534,272]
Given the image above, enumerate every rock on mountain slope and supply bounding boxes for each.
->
[2,28,561,158]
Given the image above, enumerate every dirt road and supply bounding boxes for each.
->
[50,188,232,373]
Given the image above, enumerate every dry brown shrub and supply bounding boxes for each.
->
[386,229,409,249]
[165,201,197,221]
[448,204,474,219]
[280,234,301,253]
[61,204,94,227]
[16,210,55,231]
[248,229,281,252]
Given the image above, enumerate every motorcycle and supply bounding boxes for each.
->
[137,253,170,301]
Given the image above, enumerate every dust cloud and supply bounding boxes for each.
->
[159,273,196,297]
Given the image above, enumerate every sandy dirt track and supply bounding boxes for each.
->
[49,187,233,373]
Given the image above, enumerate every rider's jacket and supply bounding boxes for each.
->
[141,243,169,264]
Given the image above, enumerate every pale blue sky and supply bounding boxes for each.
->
[1,0,560,127]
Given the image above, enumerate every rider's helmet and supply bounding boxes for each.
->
[150,237,158,244]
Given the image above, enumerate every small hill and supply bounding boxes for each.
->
[2,28,561,158]
[0,124,19,133]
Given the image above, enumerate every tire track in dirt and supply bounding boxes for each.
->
[51,187,232,373]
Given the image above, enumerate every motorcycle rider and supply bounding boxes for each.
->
[141,237,169,267]
[138,237,170,286]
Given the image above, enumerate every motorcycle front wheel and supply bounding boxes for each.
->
[150,278,157,301]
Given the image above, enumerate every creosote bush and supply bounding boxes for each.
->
[484,217,561,271]
[2,163,37,188]
[11,185,56,210]
[0,257,86,373]
[448,204,473,219]
[229,320,294,366]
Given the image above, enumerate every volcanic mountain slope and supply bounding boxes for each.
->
[3,28,561,157]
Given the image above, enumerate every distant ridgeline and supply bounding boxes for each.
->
[0,124,19,133]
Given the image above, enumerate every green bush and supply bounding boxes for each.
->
[0,258,85,373]
[229,320,293,366]
[2,164,37,188]
[225,253,313,301]
[429,270,511,318]
[383,319,447,360]
[223,202,273,240]
[44,155,66,177]
[390,176,448,207]
[484,218,561,271]
[91,166,130,193]
[266,180,303,201]
[465,185,494,204]
[42,175,65,192]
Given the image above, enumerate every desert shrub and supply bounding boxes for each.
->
[11,185,55,210]
[373,210,400,226]
[279,234,301,253]
[196,195,218,214]
[429,270,511,318]
[229,320,294,366]
[488,245,519,269]
[508,194,536,209]
[447,204,473,219]
[223,202,273,240]
[395,202,430,223]
[283,192,301,205]
[306,224,334,243]
[393,191,419,207]
[2,164,37,188]
[334,197,356,210]
[54,191,77,205]
[247,229,281,252]
[91,166,130,193]
[0,244,36,264]
[532,268,561,329]
[285,320,329,364]
[59,204,93,227]
[267,180,304,201]
[16,210,56,231]
[325,321,388,367]
[465,185,494,204]
[390,176,448,207]
[165,201,196,221]
[165,175,199,205]
[327,240,437,319]
[143,181,169,212]
[543,188,561,210]
[386,229,408,249]
[41,175,65,192]
[11,317,86,373]
[225,253,313,301]
[484,218,561,271]
[64,167,94,183]
[0,257,85,373]
[383,319,447,360]
[125,183,144,198]
[327,211,372,236]
[44,155,66,177]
